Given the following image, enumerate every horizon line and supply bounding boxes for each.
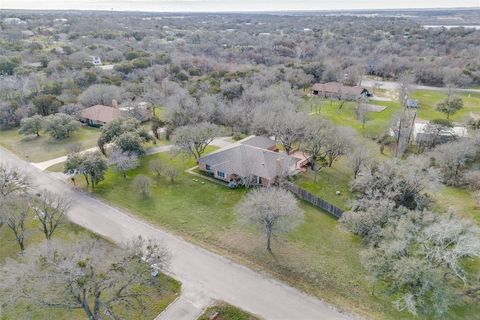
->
[1,6,479,14]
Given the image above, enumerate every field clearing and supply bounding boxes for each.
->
[0,126,100,162]
[307,89,480,139]
[412,90,480,122]
[306,97,402,137]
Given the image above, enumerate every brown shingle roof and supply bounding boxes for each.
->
[80,105,125,123]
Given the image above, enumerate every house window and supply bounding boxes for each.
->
[206,164,211,171]
[217,171,225,178]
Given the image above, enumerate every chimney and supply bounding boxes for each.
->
[112,99,118,108]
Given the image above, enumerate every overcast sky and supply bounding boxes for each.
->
[1,0,479,12]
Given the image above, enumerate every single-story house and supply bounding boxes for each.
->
[80,103,125,126]
[311,82,370,100]
[198,136,308,187]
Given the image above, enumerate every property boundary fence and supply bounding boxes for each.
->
[284,182,344,218]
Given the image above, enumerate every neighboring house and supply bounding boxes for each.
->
[198,136,308,187]
[413,122,467,145]
[311,82,370,100]
[80,103,125,126]
[88,56,102,66]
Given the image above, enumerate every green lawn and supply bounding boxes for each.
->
[75,148,474,320]
[306,90,480,139]
[432,185,480,224]
[0,126,101,162]
[0,218,180,320]
[412,90,480,122]
[306,97,402,138]
[293,157,354,211]
[198,303,260,320]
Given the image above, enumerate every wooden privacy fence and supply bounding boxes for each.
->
[284,182,344,218]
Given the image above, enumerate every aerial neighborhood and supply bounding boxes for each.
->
[0,5,480,320]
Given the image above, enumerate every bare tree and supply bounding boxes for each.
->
[300,118,331,179]
[324,126,354,167]
[172,122,219,160]
[0,164,30,198]
[267,110,307,155]
[350,157,438,211]
[429,139,477,185]
[33,191,70,240]
[0,237,169,320]
[2,196,31,252]
[348,143,371,179]
[149,159,163,177]
[235,187,303,253]
[78,84,121,107]
[133,175,152,196]
[356,98,369,129]
[165,166,178,183]
[358,209,480,318]
[108,147,139,179]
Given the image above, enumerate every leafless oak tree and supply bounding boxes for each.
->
[0,237,169,320]
[33,190,71,240]
[1,196,32,252]
[172,122,220,160]
[0,164,30,198]
[235,187,303,253]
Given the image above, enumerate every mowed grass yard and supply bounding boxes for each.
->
[0,219,180,320]
[411,90,480,122]
[75,147,479,320]
[307,89,480,139]
[0,126,101,162]
[305,96,402,137]
[293,157,354,211]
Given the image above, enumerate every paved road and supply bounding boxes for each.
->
[0,146,352,320]
[361,79,480,94]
